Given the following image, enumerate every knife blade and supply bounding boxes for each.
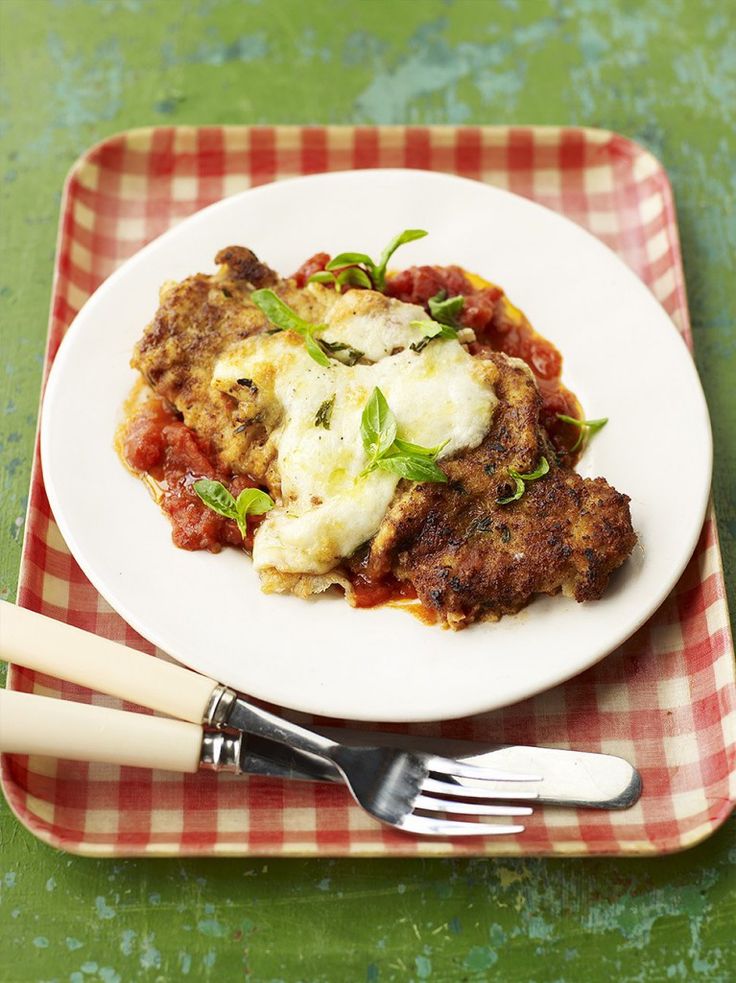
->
[239,730,642,809]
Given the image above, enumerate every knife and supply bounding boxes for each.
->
[241,732,641,808]
[0,602,642,809]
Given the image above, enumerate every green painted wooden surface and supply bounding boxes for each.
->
[1,0,734,979]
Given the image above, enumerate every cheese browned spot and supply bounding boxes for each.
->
[212,291,497,576]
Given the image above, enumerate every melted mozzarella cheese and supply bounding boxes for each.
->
[319,290,427,361]
[212,292,497,575]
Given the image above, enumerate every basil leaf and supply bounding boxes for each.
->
[237,487,274,517]
[304,330,332,367]
[194,480,273,540]
[336,267,373,291]
[326,252,375,271]
[497,457,549,505]
[361,387,397,466]
[318,338,365,366]
[556,414,609,431]
[359,388,450,483]
[194,479,238,520]
[409,335,436,353]
[307,271,337,286]
[496,475,525,505]
[511,456,550,482]
[251,288,312,335]
[323,230,428,293]
[315,394,335,429]
[428,290,465,327]
[374,229,428,289]
[409,319,459,352]
[556,413,608,452]
[253,288,371,368]
[410,319,444,338]
[393,436,448,460]
[378,453,447,484]
[233,487,275,539]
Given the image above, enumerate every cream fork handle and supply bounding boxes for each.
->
[0,601,217,724]
[0,690,203,772]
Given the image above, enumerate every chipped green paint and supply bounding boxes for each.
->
[0,0,734,980]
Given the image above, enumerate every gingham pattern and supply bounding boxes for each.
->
[2,127,734,857]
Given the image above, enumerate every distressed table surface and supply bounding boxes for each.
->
[1,2,734,980]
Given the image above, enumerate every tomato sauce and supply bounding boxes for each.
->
[121,398,265,553]
[350,573,417,609]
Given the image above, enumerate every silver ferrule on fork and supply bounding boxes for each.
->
[200,730,242,773]
[203,683,239,728]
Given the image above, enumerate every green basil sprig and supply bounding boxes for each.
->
[409,319,459,353]
[360,387,447,483]
[556,413,608,452]
[309,267,373,292]
[497,457,550,505]
[194,479,274,539]
[308,229,428,292]
[251,289,364,368]
[428,290,465,327]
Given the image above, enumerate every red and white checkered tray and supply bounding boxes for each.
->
[3,126,734,856]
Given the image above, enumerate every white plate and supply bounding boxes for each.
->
[41,169,712,722]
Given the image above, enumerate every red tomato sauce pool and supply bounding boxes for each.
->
[121,397,265,553]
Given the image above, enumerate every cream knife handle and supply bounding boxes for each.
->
[0,690,203,772]
[0,601,217,724]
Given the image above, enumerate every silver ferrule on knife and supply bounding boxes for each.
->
[199,730,242,774]
[203,683,240,729]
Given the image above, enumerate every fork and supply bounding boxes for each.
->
[0,602,538,837]
[210,689,540,836]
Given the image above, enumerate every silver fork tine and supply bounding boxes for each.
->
[426,755,541,783]
[423,777,539,801]
[414,794,532,817]
[220,691,541,837]
[399,814,527,837]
